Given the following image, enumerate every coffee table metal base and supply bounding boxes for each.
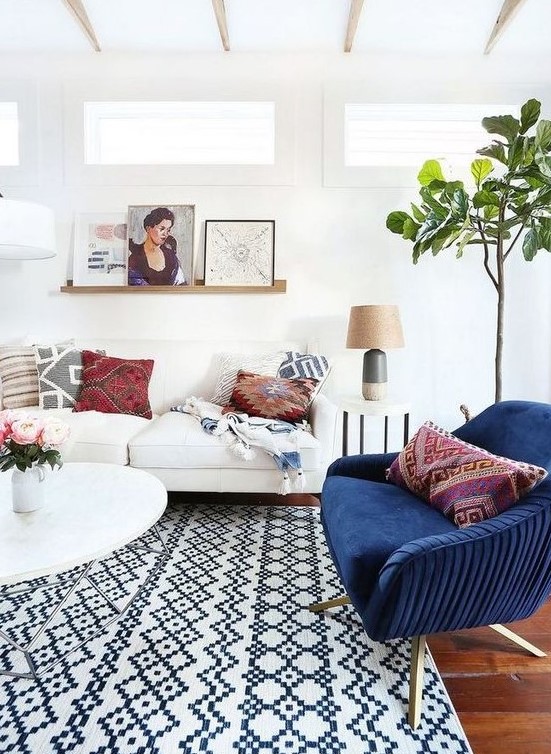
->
[0,525,169,680]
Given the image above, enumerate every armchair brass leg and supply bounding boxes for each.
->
[489,623,547,657]
[408,635,426,729]
[308,595,351,613]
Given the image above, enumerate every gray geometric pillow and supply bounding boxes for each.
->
[277,351,331,401]
[33,342,93,409]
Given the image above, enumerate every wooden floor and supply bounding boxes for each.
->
[428,601,551,754]
[171,492,551,754]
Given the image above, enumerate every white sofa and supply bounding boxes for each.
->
[14,339,338,494]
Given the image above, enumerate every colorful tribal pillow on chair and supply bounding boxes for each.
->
[387,421,547,528]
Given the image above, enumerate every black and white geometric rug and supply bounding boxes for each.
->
[0,504,472,754]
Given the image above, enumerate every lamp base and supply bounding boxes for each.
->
[362,349,388,401]
[362,381,387,401]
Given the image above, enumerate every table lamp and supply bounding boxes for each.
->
[0,197,56,259]
[346,304,404,400]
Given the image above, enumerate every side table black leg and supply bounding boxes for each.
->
[359,415,364,454]
[342,411,348,456]
[384,416,389,453]
[404,413,410,446]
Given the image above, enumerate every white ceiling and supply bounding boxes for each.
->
[0,0,550,55]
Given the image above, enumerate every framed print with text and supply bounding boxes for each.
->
[73,213,128,286]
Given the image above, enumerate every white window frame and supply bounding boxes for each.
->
[64,82,296,186]
[83,100,276,167]
[324,86,517,188]
[0,81,39,187]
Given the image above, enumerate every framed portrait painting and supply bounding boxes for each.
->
[73,213,128,286]
[204,220,275,286]
[127,205,195,286]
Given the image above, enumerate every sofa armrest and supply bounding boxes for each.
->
[365,481,551,641]
[309,394,338,469]
[326,453,399,484]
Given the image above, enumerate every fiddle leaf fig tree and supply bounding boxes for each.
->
[386,98,551,403]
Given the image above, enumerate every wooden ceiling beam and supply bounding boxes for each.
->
[61,0,101,52]
[211,0,230,52]
[344,0,365,53]
[484,0,529,55]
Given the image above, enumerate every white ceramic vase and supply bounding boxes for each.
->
[11,466,47,513]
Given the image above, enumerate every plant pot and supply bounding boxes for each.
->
[11,466,47,513]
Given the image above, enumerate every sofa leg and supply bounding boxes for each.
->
[307,595,351,613]
[408,635,426,729]
[489,623,547,657]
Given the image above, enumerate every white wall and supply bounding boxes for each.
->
[1,51,550,450]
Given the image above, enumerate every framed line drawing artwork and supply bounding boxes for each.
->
[127,204,194,286]
[73,213,128,286]
[204,220,275,286]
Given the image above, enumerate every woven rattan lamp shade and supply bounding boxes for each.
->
[346,305,404,350]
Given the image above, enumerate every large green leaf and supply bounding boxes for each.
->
[473,190,501,209]
[482,114,519,143]
[450,189,469,219]
[536,218,551,252]
[410,203,426,223]
[508,136,526,171]
[386,211,410,234]
[535,120,551,151]
[470,158,493,186]
[455,230,476,259]
[416,215,444,243]
[522,227,539,260]
[483,204,500,221]
[534,153,551,179]
[402,217,420,240]
[519,99,541,134]
[417,159,445,186]
[477,142,507,164]
[419,187,449,219]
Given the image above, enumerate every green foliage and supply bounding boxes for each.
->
[386,99,551,266]
[386,99,551,402]
[0,440,62,473]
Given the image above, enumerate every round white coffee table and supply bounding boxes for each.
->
[0,463,168,679]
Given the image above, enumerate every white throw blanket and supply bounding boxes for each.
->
[171,397,305,494]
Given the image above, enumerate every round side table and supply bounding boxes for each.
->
[339,396,411,456]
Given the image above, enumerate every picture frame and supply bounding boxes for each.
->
[72,213,128,286]
[204,220,275,286]
[127,204,195,287]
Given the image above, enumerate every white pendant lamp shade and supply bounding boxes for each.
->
[0,199,56,259]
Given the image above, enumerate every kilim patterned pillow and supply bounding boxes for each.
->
[226,371,319,423]
[278,351,331,400]
[73,350,154,419]
[386,421,547,528]
[211,351,286,406]
[34,343,104,409]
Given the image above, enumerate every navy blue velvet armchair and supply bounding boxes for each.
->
[310,400,551,728]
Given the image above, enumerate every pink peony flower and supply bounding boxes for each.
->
[10,417,44,446]
[41,418,70,447]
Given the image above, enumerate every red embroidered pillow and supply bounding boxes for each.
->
[226,371,319,423]
[387,421,547,528]
[73,351,154,419]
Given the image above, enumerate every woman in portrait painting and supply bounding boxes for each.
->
[128,207,187,286]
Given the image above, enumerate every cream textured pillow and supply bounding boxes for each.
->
[211,352,286,406]
[0,345,39,409]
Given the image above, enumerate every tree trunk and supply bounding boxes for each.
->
[495,240,505,403]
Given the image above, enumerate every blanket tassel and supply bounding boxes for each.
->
[279,471,291,496]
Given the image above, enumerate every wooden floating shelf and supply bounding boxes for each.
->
[60,280,287,294]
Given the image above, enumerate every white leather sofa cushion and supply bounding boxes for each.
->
[8,407,151,466]
[129,411,322,471]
